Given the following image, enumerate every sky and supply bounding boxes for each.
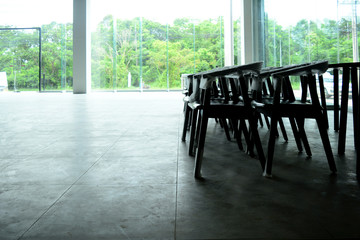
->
[0,0,354,30]
[0,0,226,30]
[264,0,341,27]
[0,0,73,27]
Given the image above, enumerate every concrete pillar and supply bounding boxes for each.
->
[224,0,234,66]
[73,0,91,94]
[241,0,254,64]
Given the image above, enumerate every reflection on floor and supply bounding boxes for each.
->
[0,92,359,240]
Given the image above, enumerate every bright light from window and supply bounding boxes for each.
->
[265,0,338,27]
[0,0,72,27]
[90,0,226,29]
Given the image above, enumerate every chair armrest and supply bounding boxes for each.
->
[251,100,265,108]
[195,62,263,78]
[272,61,328,78]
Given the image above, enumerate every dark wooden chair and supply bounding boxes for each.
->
[181,74,195,142]
[258,64,315,155]
[251,61,337,177]
[327,63,360,176]
[327,63,359,154]
[183,68,238,157]
[192,62,266,179]
[182,74,203,156]
[219,74,265,154]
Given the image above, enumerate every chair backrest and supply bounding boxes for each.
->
[182,74,193,91]
[328,62,360,102]
[272,61,329,106]
[183,74,194,95]
[196,62,263,107]
[226,74,241,103]
[251,64,309,104]
[197,62,263,90]
[327,62,360,133]
[187,75,201,103]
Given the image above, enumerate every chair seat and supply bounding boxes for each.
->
[205,102,249,118]
[254,99,323,118]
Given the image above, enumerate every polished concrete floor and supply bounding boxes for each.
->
[0,92,359,240]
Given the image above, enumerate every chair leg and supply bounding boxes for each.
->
[181,105,191,142]
[289,117,303,152]
[296,117,312,157]
[257,112,264,127]
[230,118,244,151]
[228,119,236,138]
[228,118,234,132]
[194,110,203,150]
[188,108,198,156]
[338,67,350,155]
[351,67,359,151]
[220,118,232,141]
[248,115,266,171]
[240,119,255,157]
[264,115,270,129]
[316,115,337,173]
[319,75,329,130]
[266,117,279,138]
[263,116,279,177]
[357,150,360,176]
[278,118,288,142]
[194,112,209,179]
[218,117,224,127]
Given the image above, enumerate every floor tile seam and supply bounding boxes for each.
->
[16,128,132,240]
[69,127,134,183]
[16,183,74,240]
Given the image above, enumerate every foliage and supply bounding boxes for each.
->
[264,18,358,67]
[0,23,72,91]
[0,15,358,91]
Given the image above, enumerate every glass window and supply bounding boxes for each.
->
[90,0,226,91]
[0,0,73,92]
[263,0,359,107]
[263,0,359,66]
[233,0,242,65]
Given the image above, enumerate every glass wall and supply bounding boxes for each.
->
[90,0,226,91]
[233,0,242,65]
[0,28,40,91]
[337,0,360,63]
[263,0,359,106]
[0,0,73,92]
[263,0,360,66]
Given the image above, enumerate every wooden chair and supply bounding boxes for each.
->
[327,63,360,176]
[251,61,337,177]
[182,74,203,156]
[181,74,195,142]
[327,63,359,155]
[259,64,313,154]
[192,62,266,179]
[184,69,238,157]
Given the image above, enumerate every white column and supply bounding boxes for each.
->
[241,0,254,64]
[73,0,91,94]
[224,0,234,66]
